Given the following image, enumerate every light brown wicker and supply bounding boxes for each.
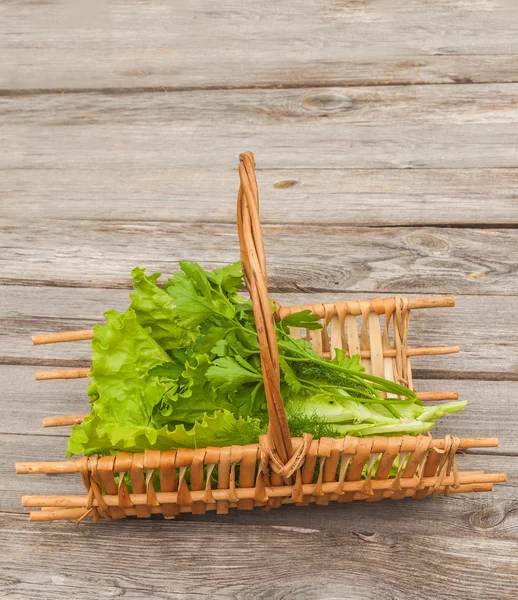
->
[16,152,506,523]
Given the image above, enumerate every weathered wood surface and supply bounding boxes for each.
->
[3,86,518,170]
[3,1,518,90]
[0,366,88,438]
[1,220,516,295]
[4,166,518,226]
[2,286,517,379]
[2,1,518,597]
[1,488,517,600]
[6,84,518,127]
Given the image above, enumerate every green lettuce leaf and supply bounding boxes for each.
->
[68,409,265,456]
[130,267,196,349]
[150,353,234,428]
[68,309,175,453]
[87,309,172,423]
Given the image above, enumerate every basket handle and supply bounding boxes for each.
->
[237,152,294,465]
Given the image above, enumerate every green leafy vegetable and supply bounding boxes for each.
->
[206,356,263,394]
[280,309,323,331]
[68,261,467,457]
[130,267,195,349]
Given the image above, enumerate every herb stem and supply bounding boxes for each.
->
[280,353,416,400]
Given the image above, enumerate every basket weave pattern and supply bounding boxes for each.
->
[16,153,505,523]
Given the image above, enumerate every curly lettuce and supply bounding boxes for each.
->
[67,261,466,457]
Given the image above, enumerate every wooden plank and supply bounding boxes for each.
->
[0,285,121,364]
[2,2,518,89]
[0,220,516,294]
[417,379,518,450]
[5,84,518,127]
[1,286,516,378]
[3,86,518,170]
[0,511,515,600]
[0,366,90,438]
[1,435,84,512]
[0,498,516,599]
[2,364,516,452]
[4,166,518,226]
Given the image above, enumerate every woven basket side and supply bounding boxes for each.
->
[281,296,465,403]
[17,435,505,522]
[285,297,411,390]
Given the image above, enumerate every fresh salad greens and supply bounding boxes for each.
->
[68,262,466,457]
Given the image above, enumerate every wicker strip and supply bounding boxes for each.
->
[368,437,402,502]
[158,450,178,518]
[217,446,231,514]
[26,470,503,510]
[239,444,258,510]
[97,456,126,519]
[237,152,293,465]
[189,448,206,514]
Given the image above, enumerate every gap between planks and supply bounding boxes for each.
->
[7,217,518,229]
[3,218,518,231]
[411,369,518,382]
[3,278,518,298]
[4,77,518,97]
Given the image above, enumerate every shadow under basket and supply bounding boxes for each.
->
[16,152,506,523]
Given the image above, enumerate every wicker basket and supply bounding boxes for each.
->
[16,152,506,523]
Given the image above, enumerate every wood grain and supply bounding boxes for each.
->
[1,502,516,599]
[5,84,518,126]
[2,286,517,378]
[3,1,518,90]
[415,379,518,451]
[4,166,518,226]
[3,86,518,170]
[1,220,516,295]
[2,1,518,595]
